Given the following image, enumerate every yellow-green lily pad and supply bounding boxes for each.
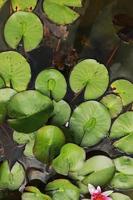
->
[11,0,37,12]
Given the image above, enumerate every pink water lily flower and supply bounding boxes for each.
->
[88,184,113,200]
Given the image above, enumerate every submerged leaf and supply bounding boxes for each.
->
[0,160,25,190]
[43,0,82,25]
[33,125,65,163]
[35,69,67,101]
[70,59,109,100]
[4,11,43,52]
[7,90,53,133]
[11,0,37,12]
[101,94,123,118]
[111,79,133,106]
[70,101,111,147]
[0,51,31,91]
[45,179,80,200]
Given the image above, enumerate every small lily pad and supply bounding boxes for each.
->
[52,143,85,176]
[114,156,133,175]
[0,88,17,123]
[70,101,111,147]
[0,160,25,190]
[7,90,53,133]
[70,59,109,100]
[101,94,123,118]
[4,11,43,52]
[111,193,131,200]
[22,186,52,200]
[51,100,71,126]
[111,79,133,106]
[77,155,115,193]
[33,125,65,164]
[35,69,67,101]
[45,179,80,200]
[0,51,31,91]
[13,131,36,157]
[11,0,37,12]
[43,0,82,25]
[110,173,133,189]
[110,111,133,154]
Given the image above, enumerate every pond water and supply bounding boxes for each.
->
[0,0,133,199]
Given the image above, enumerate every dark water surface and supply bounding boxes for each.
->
[0,0,133,199]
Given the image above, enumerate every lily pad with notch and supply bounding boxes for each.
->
[11,0,38,12]
[111,79,133,106]
[77,155,115,194]
[110,111,133,154]
[0,51,31,91]
[7,90,53,133]
[0,160,25,190]
[70,101,111,147]
[101,94,123,118]
[43,0,82,25]
[35,69,67,101]
[70,59,109,100]
[45,179,80,200]
[4,11,43,52]
[50,100,71,126]
[52,143,86,176]
[33,125,65,164]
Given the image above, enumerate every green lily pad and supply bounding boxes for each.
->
[11,0,37,12]
[110,173,133,189]
[101,94,123,118]
[13,131,36,157]
[0,77,5,88]
[0,51,31,91]
[114,156,133,175]
[43,0,82,25]
[111,193,131,200]
[0,88,17,123]
[7,90,53,133]
[35,69,67,101]
[110,111,133,154]
[70,59,109,100]
[33,125,65,164]
[51,100,71,126]
[0,160,25,190]
[22,186,52,200]
[52,143,85,176]
[111,79,133,106]
[4,11,43,52]
[0,0,7,9]
[70,101,111,147]
[77,155,115,194]
[45,179,80,200]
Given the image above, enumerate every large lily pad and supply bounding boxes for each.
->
[101,94,123,118]
[70,59,109,100]
[0,88,16,123]
[110,111,133,154]
[45,179,80,200]
[77,155,115,194]
[114,156,133,175]
[22,186,52,200]
[111,193,131,200]
[110,173,133,189]
[0,160,25,190]
[33,125,65,164]
[52,143,85,176]
[51,100,71,126]
[13,131,36,157]
[7,90,53,133]
[111,79,133,106]
[35,69,67,101]
[43,0,82,25]
[11,0,37,12]
[4,11,43,52]
[70,101,111,147]
[0,51,31,91]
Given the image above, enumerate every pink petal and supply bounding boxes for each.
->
[105,197,112,200]
[102,191,113,197]
[88,184,96,195]
[97,186,101,193]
